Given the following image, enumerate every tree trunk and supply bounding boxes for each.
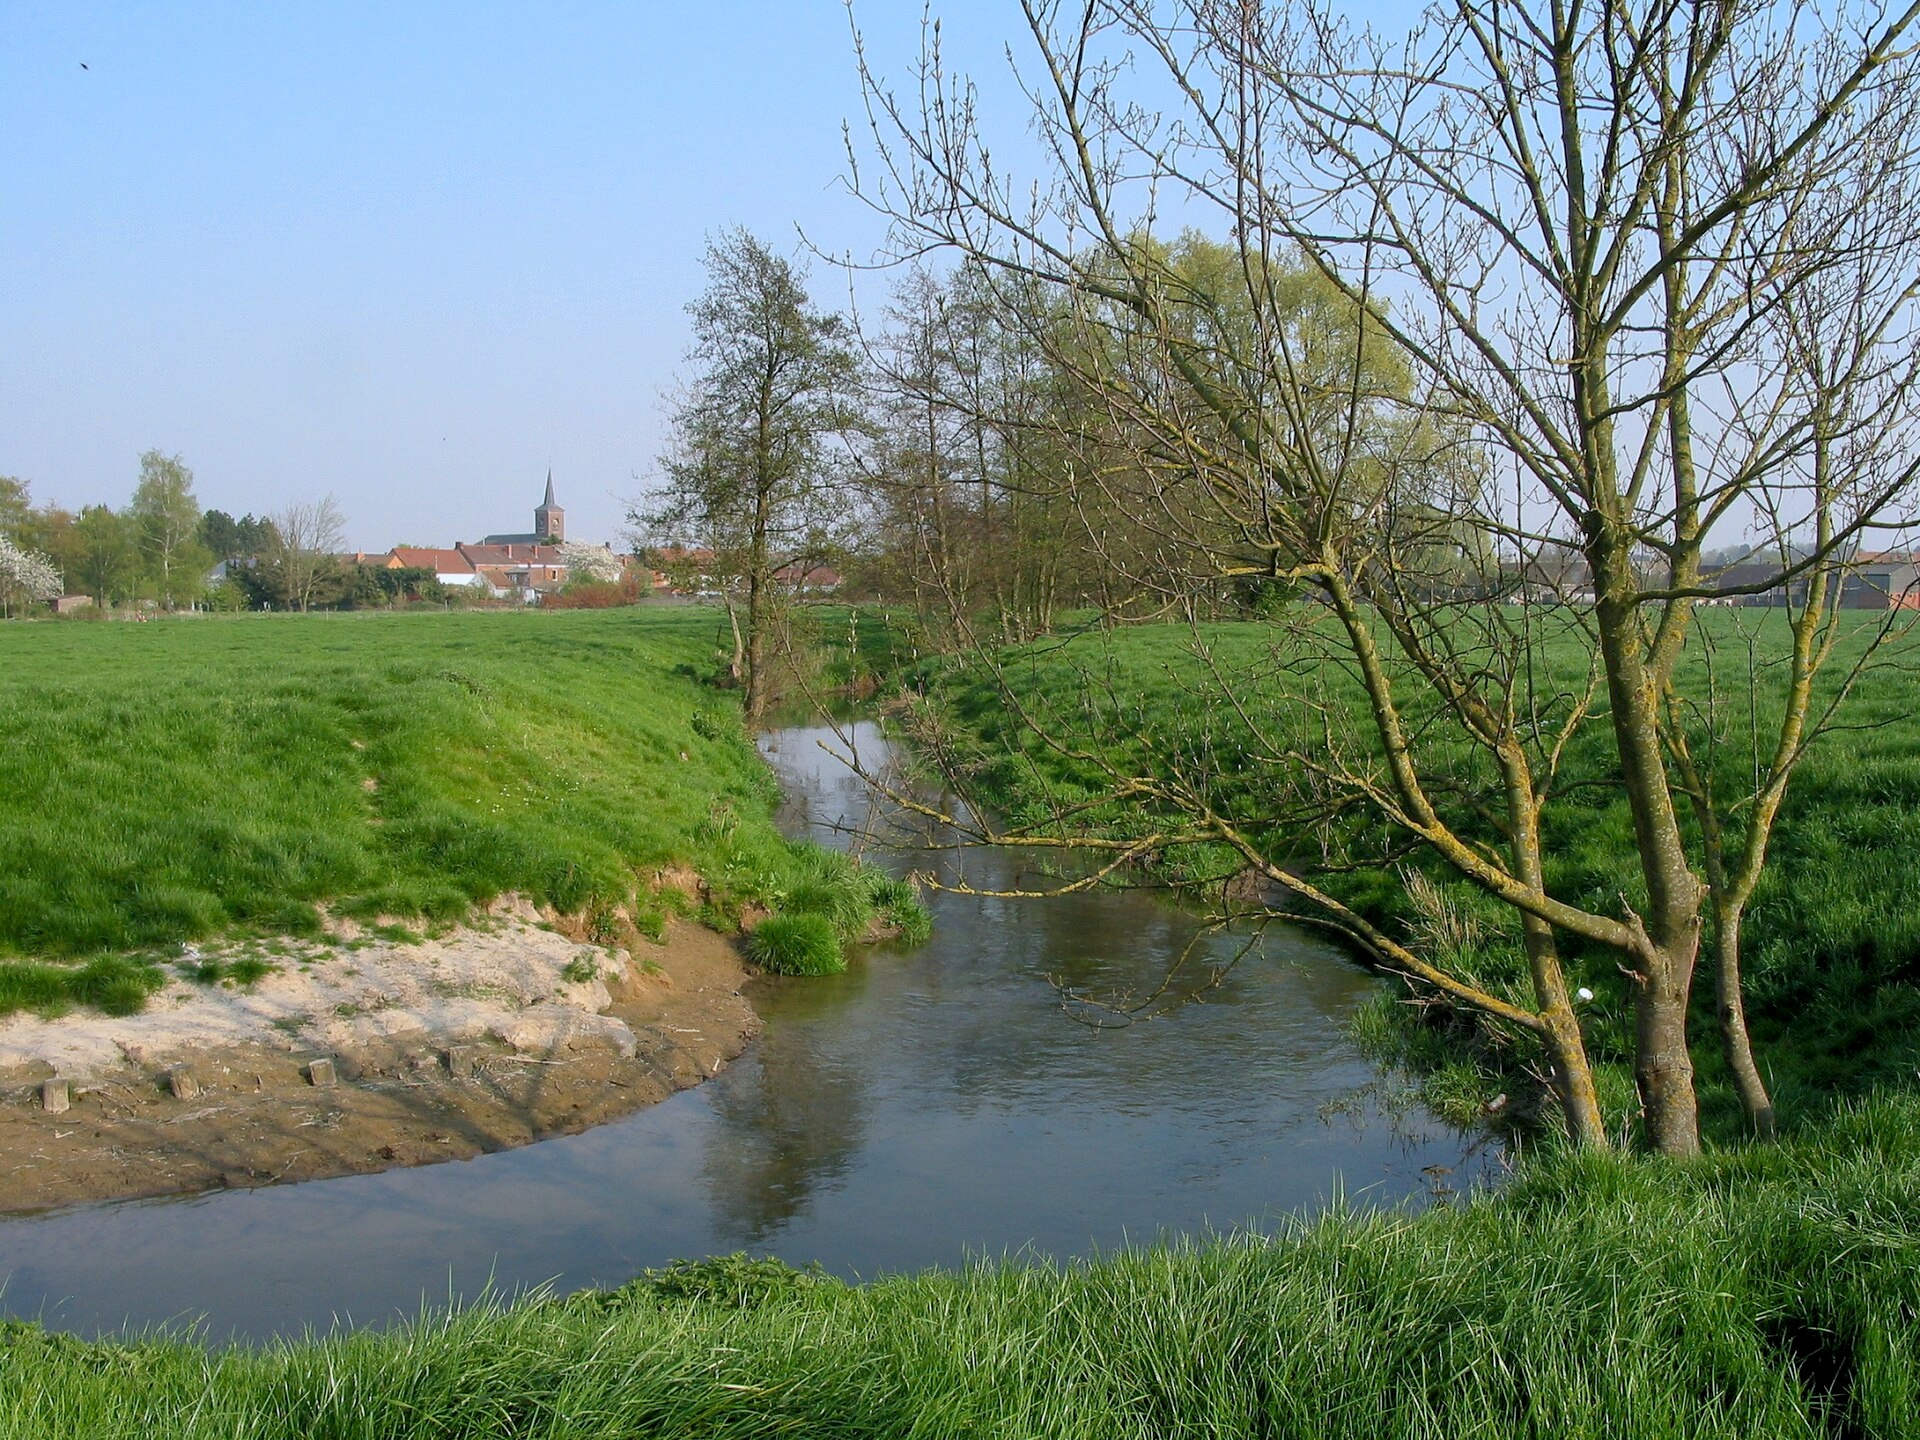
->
[1592,553,1704,1157]
[722,599,746,690]
[1543,1007,1608,1148]
[744,571,768,722]
[1632,946,1701,1155]
[1714,908,1777,1139]
[1503,761,1608,1147]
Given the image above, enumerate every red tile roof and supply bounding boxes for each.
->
[458,542,564,565]
[389,547,475,574]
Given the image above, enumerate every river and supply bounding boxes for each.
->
[0,719,1488,1341]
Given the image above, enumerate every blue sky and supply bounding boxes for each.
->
[1,3,1024,550]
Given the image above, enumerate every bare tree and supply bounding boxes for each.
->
[635,228,861,720]
[858,262,1126,641]
[849,0,1920,1152]
[269,496,347,612]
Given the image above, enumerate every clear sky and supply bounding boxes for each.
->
[1,3,1022,550]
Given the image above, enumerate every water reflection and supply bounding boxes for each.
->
[700,1007,873,1246]
[715,721,1480,1244]
[0,719,1488,1342]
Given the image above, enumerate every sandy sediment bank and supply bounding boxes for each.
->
[0,899,759,1214]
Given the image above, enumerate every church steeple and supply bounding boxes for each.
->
[534,469,564,542]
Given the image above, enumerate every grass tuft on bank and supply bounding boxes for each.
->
[4,1088,1917,1437]
[746,912,844,975]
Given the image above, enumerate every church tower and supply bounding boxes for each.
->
[534,470,564,542]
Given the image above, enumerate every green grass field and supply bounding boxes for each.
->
[3,1089,1917,1437]
[923,611,1920,1140]
[5,606,1918,1434]
[0,608,918,1013]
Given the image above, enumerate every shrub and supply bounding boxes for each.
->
[866,874,932,945]
[628,1253,832,1309]
[544,580,630,610]
[773,842,933,948]
[747,913,844,975]
[779,843,874,937]
[0,956,166,1019]
[782,877,870,938]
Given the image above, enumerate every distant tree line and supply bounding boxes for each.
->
[634,228,1426,711]
[0,456,433,614]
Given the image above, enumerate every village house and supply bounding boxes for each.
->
[1844,552,1920,609]
[386,546,482,590]
[771,560,844,594]
[647,547,841,596]
[380,476,608,602]
[458,543,569,602]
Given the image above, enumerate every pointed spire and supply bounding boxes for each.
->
[542,468,556,508]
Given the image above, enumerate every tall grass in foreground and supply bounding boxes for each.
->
[3,1089,1916,1437]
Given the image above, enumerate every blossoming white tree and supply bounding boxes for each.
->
[555,541,625,585]
[0,534,62,617]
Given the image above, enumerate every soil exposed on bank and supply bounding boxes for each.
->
[0,900,759,1215]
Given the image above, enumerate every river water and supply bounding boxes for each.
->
[0,720,1487,1341]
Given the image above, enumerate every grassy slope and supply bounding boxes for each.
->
[0,607,925,1015]
[3,1091,1917,1437]
[925,612,1920,1137]
[0,609,793,961]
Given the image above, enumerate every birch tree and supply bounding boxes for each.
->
[130,450,208,609]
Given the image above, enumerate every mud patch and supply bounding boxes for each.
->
[0,908,758,1214]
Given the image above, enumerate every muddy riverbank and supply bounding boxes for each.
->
[0,903,758,1213]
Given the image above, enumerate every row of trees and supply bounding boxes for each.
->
[0,456,349,612]
[641,228,1499,717]
[647,0,1920,1156]
[636,230,1130,718]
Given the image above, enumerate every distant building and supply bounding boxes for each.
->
[1704,550,1920,609]
[371,473,635,603]
[772,561,844,593]
[482,471,565,545]
[206,556,257,584]
[460,543,568,601]
[1844,552,1920,609]
[1502,551,1594,604]
[388,547,482,588]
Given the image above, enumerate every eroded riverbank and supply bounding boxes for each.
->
[0,904,758,1213]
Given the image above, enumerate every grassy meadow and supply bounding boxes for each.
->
[5,605,1919,1437]
[0,607,917,1012]
[924,609,1920,1140]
